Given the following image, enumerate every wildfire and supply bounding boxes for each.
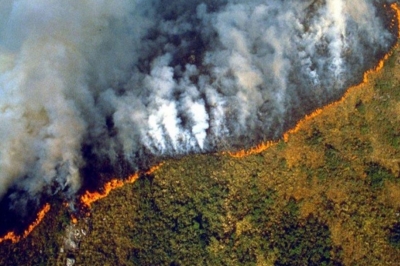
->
[80,163,163,208]
[228,141,276,158]
[0,3,399,247]
[71,214,78,224]
[0,203,51,244]
[229,3,400,158]
[390,3,400,38]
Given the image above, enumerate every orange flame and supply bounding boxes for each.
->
[229,3,400,158]
[71,214,78,224]
[227,141,276,158]
[80,163,163,208]
[0,203,51,244]
[392,4,400,38]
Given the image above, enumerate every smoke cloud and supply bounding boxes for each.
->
[0,0,396,210]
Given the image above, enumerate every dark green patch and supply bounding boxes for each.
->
[355,100,366,115]
[390,135,400,149]
[127,160,279,265]
[306,127,324,146]
[388,222,400,249]
[277,140,287,151]
[365,162,395,189]
[324,144,348,172]
[272,200,342,266]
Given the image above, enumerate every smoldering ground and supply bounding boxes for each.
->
[0,0,397,216]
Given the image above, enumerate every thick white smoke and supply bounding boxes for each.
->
[0,0,396,209]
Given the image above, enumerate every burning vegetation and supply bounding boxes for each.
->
[0,2,399,266]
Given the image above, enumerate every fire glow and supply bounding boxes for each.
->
[80,163,164,208]
[228,3,400,158]
[0,2,399,246]
[0,204,50,244]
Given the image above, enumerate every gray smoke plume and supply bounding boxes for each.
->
[0,0,396,209]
